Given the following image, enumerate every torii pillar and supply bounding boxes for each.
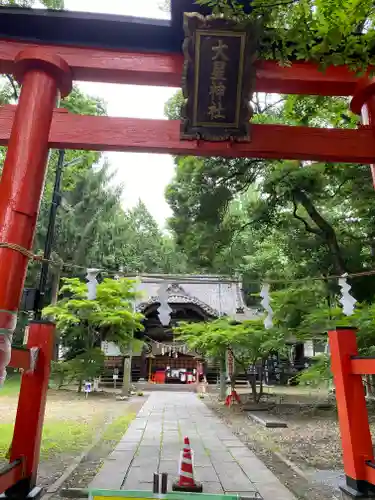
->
[351,76,375,189]
[0,49,72,379]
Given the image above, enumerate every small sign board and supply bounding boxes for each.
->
[181,13,260,142]
[23,326,29,345]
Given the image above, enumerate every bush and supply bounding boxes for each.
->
[50,361,75,389]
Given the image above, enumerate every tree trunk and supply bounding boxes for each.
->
[122,354,132,396]
[219,354,226,400]
[139,344,147,381]
[256,363,265,403]
[250,378,257,403]
[293,189,347,274]
[50,264,61,306]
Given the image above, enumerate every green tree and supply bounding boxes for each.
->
[0,0,64,7]
[52,163,124,269]
[295,300,375,387]
[123,200,190,274]
[176,318,286,402]
[43,277,144,391]
[165,87,375,305]
[196,0,375,70]
[164,0,375,300]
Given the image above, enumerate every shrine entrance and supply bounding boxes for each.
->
[135,290,217,385]
[2,1,375,498]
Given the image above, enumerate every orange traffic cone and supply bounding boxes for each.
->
[172,437,203,492]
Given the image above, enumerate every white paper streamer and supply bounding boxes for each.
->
[339,273,357,316]
[260,283,273,329]
[157,283,173,326]
[86,268,101,300]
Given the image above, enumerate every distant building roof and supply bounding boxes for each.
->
[132,275,259,321]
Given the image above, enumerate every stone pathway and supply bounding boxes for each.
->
[90,392,295,500]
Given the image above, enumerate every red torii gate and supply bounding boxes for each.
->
[1,5,375,499]
[0,42,374,162]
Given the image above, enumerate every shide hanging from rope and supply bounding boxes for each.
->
[1,0,375,498]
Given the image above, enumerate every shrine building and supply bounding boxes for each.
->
[101,274,258,384]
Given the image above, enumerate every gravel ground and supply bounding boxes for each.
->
[205,392,347,500]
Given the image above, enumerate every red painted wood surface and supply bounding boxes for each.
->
[10,322,55,487]
[0,106,373,162]
[40,116,375,163]
[0,50,70,330]
[0,39,369,95]
[366,463,375,486]
[351,357,375,375]
[0,461,23,495]
[328,328,374,483]
[362,95,375,188]
[9,347,32,371]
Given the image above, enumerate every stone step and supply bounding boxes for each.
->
[247,411,288,428]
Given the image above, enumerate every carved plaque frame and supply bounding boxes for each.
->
[181,13,260,142]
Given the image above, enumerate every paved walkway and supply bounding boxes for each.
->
[90,393,295,500]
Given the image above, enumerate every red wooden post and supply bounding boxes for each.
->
[350,77,375,189]
[0,48,71,383]
[328,327,374,495]
[5,322,55,498]
[361,95,375,188]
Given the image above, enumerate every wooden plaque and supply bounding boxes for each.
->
[181,13,260,142]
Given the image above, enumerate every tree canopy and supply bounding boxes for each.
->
[176,317,286,401]
[196,0,375,70]
[164,1,375,372]
[165,89,375,304]
[43,277,144,390]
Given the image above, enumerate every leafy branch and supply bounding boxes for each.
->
[195,0,375,71]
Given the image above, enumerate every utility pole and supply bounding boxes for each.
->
[34,150,83,319]
[34,150,65,319]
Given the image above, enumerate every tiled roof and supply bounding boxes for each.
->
[136,294,220,317]
[133,275,259,321]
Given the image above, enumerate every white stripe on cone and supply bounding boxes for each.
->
[180,471,194,479]
[178,450,194,474]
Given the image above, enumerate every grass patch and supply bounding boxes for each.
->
[0,424,13,459]
[0,420,96,460]
[40,420,96,458]
[0,375,21,397]
[101,413,136,444]
[0,381,136,464]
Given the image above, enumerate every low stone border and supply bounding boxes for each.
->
[247,411,288,428]
[41,435,104,500]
